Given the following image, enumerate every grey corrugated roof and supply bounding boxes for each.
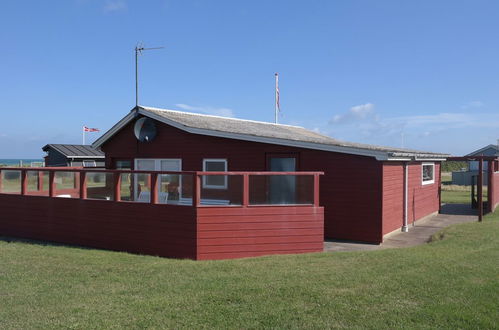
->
[42,144,105,158]
[140,106,449,159]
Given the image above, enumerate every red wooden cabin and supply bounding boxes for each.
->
[93,106,448,243]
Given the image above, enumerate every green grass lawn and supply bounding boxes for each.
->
[441,172,487,204]
[1,213,498,328]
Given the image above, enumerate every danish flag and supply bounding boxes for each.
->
[83,126,100,132]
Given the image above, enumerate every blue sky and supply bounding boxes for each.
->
[1,0,498,158]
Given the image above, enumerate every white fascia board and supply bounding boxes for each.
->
[92,111,137,148]
[387,157,447,162]
[413,157,448,161]
[64,156,105,159]
[140,109,390,160]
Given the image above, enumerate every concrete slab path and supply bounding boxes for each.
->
[324,204,478,252]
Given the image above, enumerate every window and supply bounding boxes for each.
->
[203,159,227,189]
[422,163,435,185]
[83,160,97,167]
[115,160,132,169]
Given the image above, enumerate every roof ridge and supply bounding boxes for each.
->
[139,105,307,130]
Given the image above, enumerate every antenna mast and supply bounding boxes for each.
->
[135,43,164,107]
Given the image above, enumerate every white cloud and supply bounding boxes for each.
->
[103,0,127,12]
[330,103,374,124]
[461,100,484,109]
[175,103,234,118]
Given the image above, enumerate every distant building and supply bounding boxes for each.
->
[452,144,499,185]
[42,144,105,167]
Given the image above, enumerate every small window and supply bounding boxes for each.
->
[203,159,227,189]
[83,160,97,167]
[422,163,435,185]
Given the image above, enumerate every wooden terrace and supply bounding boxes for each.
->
[0,168,324,260]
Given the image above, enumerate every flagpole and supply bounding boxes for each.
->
[82,126,85,145]
[275,73,278,124]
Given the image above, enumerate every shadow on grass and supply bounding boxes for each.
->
[0,236,95,252]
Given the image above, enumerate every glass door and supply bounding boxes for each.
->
[268,155,297,204]
[159,159,182,203]
[134,159,182,203]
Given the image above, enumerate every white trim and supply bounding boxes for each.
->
[422,162,435,185]
[92,111,137,149]
[202,158,228,189]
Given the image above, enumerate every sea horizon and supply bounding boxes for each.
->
[0,159,44,166]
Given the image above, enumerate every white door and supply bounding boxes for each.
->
[134,159,182,202]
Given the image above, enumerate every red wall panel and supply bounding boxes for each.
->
[382,162,441,236]
[196,206,324,260]
[102,119,384,243]
[0,195,197,259]
[489,170,499,212]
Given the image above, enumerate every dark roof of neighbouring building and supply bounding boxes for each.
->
[42,144,105,158]
[465,144,499,157]
[93,106,450,161]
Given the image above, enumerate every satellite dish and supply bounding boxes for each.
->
[134,117,157,142]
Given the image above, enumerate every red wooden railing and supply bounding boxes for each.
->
[0,168,323,207]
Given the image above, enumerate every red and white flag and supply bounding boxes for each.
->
[83,126,100,132]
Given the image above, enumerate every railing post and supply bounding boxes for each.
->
[0,169,2,193]
[114,172,122,202]
[49,170,55,197]
[21,169,27,195]
[243,173,249,207]
[487,160,493,213]
[478,159,483,222]
[79,171,87,199]
[313,174,320,207]
[150,173,158,204]
[193,173,201,207]
[38,171,44,192]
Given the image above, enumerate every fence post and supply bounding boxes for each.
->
[150,173,158,204]
[49,171,55,197]
[114,172,122,202]
[38,171,44,192]
[313,174,320,207]
[193,173,200,207]
[487,160,493,213]
[243,173,249,207]
[478,159,483,222]
[21,169,27,195]
[79,171,87,199]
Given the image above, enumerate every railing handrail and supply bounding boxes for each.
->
[0,167,324,176]
[0,168,323,208]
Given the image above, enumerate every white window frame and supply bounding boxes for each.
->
[422,162,435,185]
[134,158,182,201]
[83,160,97,167]
[202,158,228,189]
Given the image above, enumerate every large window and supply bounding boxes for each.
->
[422,163,435,185]
[203,159,227,189]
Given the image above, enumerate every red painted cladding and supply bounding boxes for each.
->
[382,162,441,236]
[196,206,324,260]
[102,120,384,243]
[0,195,197,259]
[0,193,324,260]
[489,170,499,212]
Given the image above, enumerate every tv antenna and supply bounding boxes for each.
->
[135,43,164,107]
